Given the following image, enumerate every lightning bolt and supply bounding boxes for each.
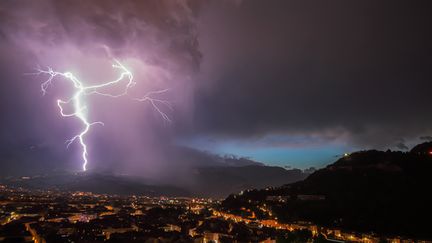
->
[36,59,171,171]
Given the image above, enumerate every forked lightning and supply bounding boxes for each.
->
[37,60,171,171]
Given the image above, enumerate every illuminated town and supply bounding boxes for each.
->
[2,1,432,242]
[1,185,428,243]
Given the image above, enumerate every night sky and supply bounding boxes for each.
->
[1,0,432,176]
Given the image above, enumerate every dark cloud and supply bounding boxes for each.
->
[193,0,432,148]
[395,143,409,151]
[1,0,432,176]
[419,136,432,141]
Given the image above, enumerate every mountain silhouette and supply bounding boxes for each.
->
[222,142,432,239]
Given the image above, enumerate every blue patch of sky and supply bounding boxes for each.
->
[177,134,354,169]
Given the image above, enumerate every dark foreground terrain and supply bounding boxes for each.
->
[222,142,432,241]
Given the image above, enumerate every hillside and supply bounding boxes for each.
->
[0,165,308,198]
[186,165,307,198]
[221,143,432,239]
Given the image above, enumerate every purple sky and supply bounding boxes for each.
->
[1,0,432,177]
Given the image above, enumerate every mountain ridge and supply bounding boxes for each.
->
[221,142,432,239]
[0,165,309,198]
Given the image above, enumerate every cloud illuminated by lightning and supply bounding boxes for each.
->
[36,60,171,171]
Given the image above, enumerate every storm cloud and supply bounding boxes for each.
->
[0,0,203,175]
[1,0,432,175]
[193,0,432,148]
